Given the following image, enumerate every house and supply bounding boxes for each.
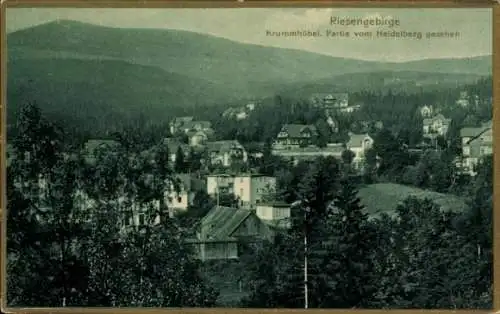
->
[272,143,344,166]
[165,174,198,217]
[206,174,277,209]
[310,93,349,109]
[256,202,292,229]
[223,107,249,121]
[187,129,214,147]
[423,114,452,138]
[189,206,273,261]
[205,140,248,167]
[233,174,277,208]
[162,138,190,163]
[246,102,257,111]
[326,115,339,133]
[181,120,213,134]
[170,116,194,134]
[274,124,318,147]
[419,105,434,118]
[455,91,479,108]
[459,121,492,175]
[374,121,384,131]
[345,133,374,170]
[206,174,235,196]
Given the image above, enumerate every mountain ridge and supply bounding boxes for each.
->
[8,19,492,65]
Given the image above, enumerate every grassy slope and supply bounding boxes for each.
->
[358,183,469,218]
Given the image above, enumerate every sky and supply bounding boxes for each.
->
[6,7,492,62]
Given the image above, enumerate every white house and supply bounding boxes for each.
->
[256,202,292,229]
[206,174,277,209]
[206,174,235,196]
[423,114,452,138]
[419,105,434,118]
[459,121,492,175]
[233,174,277,208]
[165,174,197,217]
[345,133,374,169]
[204,140,248,167]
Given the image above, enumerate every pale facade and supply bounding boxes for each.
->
[256,203,291,229]
[345,133,374,169]
[206,174,235,196]
[460,122,492,175]
[206,174,277,208]
[233,175,277,208]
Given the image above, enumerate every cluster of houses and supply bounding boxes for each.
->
[222,102,258,121]
[419,100,493,176]
[6,89,493,263]
[309,92,360,114]
[271,123,375,170]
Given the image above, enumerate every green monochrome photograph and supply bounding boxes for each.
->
[4,7,494,309]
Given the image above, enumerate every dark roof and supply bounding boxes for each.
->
[175,174,193,191]
[84,139,121,154]
[171,116,194,125]
[162,138,190,153]
[279,124,318,138]
[311,93,348,102]
[273,144,344,154]
[256,201,291,208]
[199,206,253,241]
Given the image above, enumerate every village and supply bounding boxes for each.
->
[24,89,486,264]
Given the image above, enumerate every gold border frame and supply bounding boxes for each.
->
[0,1,497,313]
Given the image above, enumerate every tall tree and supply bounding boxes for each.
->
[174,146,186,173]
[320,178,376,308]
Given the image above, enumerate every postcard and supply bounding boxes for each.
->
[3,6,494,310]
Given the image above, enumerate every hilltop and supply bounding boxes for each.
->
[7,20,492,132]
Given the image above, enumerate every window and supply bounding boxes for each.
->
[463,146,470,156]
[124,211,132,226]
[177,196,182,203]
[240,188,244,197]
[138,213,145,226]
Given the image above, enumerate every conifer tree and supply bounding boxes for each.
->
[320,177,376,308]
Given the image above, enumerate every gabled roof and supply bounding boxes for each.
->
[205,140,244,154]
[162,138,189,154]
[186,128,215,138]
[171,116,194,125]
[279,124,318,138]
[460,127,484,138]
[84,139,121,154]
[467,128,492,145]
[199,206,253,241]
[175,173,193,191]
[347,133,372,148]
[311,93,348,102]
[460,121,492,139]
